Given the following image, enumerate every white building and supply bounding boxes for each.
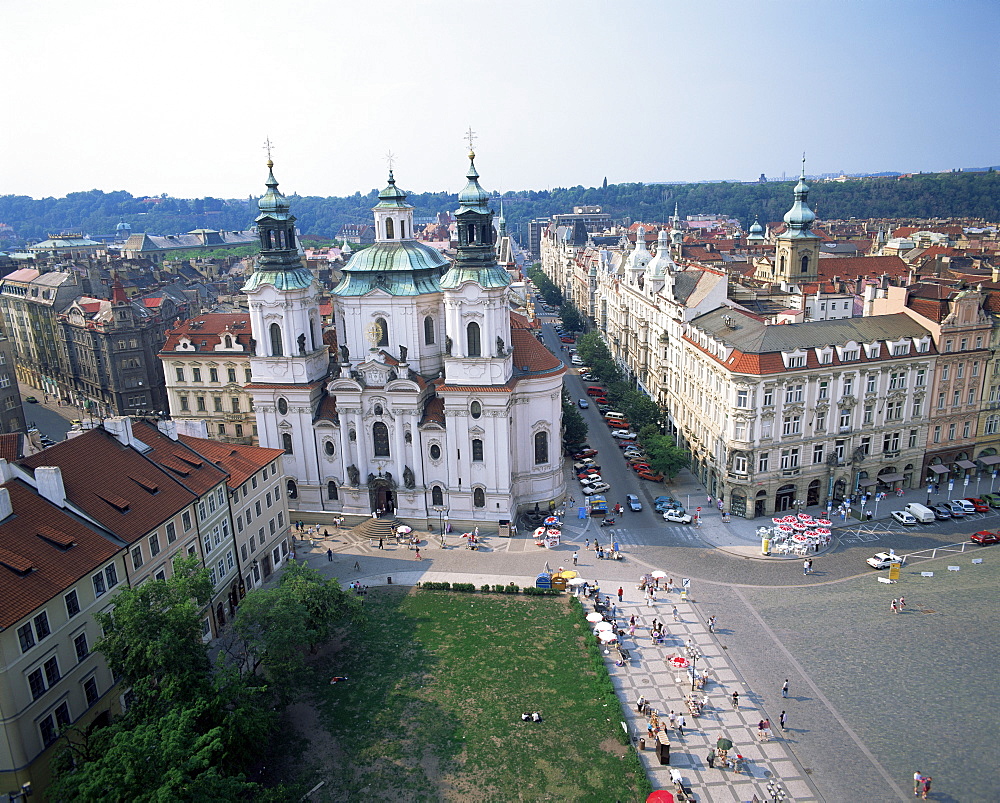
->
[244,154,566,528]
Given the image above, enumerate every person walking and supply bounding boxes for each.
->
[573,551,578,566]
[913,771,924,796]
[782,679,789,698]
[706,750,715,769]
[414,548,422,560]
[731,691,739,710]
[326,548,333,562]
[585,538,590,551]
[617,586,624,602]
[779,710,787,731]
[890,599,898,614]
[803,559,809,576]
[898,596,906,611]
[672,606,680,622]
[921,775,932,799]
[677,714,685,736]
[378,537,384,549]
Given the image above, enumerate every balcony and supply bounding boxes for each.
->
[781,468,801,477]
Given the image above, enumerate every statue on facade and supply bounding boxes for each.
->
[297,333,307,354]
[347,464,360,486]
[399,344,408,363]
[496,336,506,356]
[340,344,350,363]
[249,337,257,356]
[444,335,452,356]
[403,466,415,489]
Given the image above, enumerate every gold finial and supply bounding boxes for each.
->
[465,126,477,158]
[264,137,275,167]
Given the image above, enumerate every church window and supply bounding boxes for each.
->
[429,444,441,460]
[277,398,288,415]
[473,488,486,508]
[375,318,389,348]
[324,440,335,456]
[534,431,549,465]
[281,433,293,454]
[327,481,339,500]
[269,323,283,357]
[286,480,297,499]
[779,255,786,273]
[424,316,435,345]
[385,218,394,239]
[373,422,390,457]
[481,224,491,244]
[431,485,443,506]
[467,224,476,244]
[470,401,482,419]
[400,220,406,238]
[800,255,810,274]
[286,228,295,248]
[472,439,484,462]
[467,322,481,357]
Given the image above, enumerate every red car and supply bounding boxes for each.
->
[637,471,665,482]
[965,497,990,512]
[630,463,652,472]
[577,468,600,479]
[606,419,630,429]
[573,449,598,460]
[560,336,575,343]
[971,531,1000,545]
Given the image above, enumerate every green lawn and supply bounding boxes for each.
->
[302,587,651,802]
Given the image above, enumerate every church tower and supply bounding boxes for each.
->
[244,159,327,496]
[773,158,820,283]
[440,148,513,385]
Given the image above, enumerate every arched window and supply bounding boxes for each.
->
[287,479,298,499]
[471,439,484,462]
[327,481,339,500]
[269,323,283,357]
[373,422,390,457]
[375,317,389,347]
[481,224,491,244]
[224,335,233,348]
[281,432,293,454]
[473,487,486,508]
[286,227,295,249]
[534,431,549,465]
[424,316,435,345]
[470,401,482,419]
[277,398,288,416]
[385,218,394,239]
[779,255,787,273]
[467,322,481,357]
[800,254,810,274]
[431,485,443,506]
[467,224,476,244]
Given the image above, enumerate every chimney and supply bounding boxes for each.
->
[103,416,150,452]
[157,419,179,440]
[35,466,67,508]
[0,488,11,520]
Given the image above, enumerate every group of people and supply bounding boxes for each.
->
[520,712,543,722]
[913,771,932,799]
[756,718,773,741]
[890,596,907,614]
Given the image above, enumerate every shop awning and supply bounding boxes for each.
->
[956,460,977,469]
[858,478,877,487]
[979,455,1000,465]
[878,473,905,483]
[928,465,950,474]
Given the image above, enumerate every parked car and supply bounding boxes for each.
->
[890,510,917,526]
[964,497,989,512]
[866,551,904,569]
[570,356,583,365]
[637,471,665,482]
[577,470,600,480]
[663,509,693,524]
[930,503,953,520]
[612,430,638,440]
[572,449,597,460]
[583,482,611,495]
[586,386,605,396]
[606,419,630,429]
[945,500,969,517]
[981,493,1000,508]
[580,373,595,381]
[626,494,642,512]
[560,336,575,343]
[573,460,598,470]
[24,396,38,403]
[579,474,603,485]
[578,399,589,409]
[971,530,1000,545]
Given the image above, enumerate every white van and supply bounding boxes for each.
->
[903,502,935,524]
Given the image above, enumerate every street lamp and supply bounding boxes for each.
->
[689,649,699,692]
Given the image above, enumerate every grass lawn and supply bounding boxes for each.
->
[296,587,651,802]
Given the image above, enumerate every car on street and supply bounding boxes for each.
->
[626,494,642,512]
[570,356,583,365]
[637,471,665,482]
[945,500,968,517]
[586,386,605,396]
[663,509,693,524]
[579,474,602,485]
[577,470,600,481]
[606,418,630,429]
[583,482,611,495]
[866,551,904,569]
[982,493,1000,508]
[612,430,638,440]
[573,460,598,470]
[572,449,598,460]
[930,503,953,519]
[560,336,575,343]
[24,396,38,403]
[971,530,1000,545]
[890,510,917,525]
[964,497,989,512]
[578,399,589,409]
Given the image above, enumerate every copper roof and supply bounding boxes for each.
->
[0,479,122,629]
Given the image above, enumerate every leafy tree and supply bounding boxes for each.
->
[276,560,363,652]
[644,434,691,479]
[561,393,588,448]
[559,302,584,332]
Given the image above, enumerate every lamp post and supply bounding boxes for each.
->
[689,649,699,692]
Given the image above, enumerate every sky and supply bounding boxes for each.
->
[2,0,996,200]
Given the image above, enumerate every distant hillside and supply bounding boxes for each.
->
[1,171,996,248]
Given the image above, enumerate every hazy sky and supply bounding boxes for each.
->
[2,0,995,200]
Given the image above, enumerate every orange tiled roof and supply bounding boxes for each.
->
[0,433,20,463]
[177,434,284,489]
[316,393,338,423]
[817,255,909,280]
[161,312,252,352]
[131,421,229,496]
[420,395,445,426]
[0,479,122,629]
[510,329,563,374]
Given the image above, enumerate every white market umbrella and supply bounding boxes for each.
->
[651,570,667,578]
[595,621,614,632]
[568,577,587,586]
[586,612,604,623]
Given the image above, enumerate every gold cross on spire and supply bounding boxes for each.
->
[263,137,275,163]
[465,126,477,151]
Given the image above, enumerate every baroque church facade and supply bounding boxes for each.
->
[243,152,566,527]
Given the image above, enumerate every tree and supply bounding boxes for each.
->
[644,434,691,479]
[560,302,584,332]
[561,394,588,448]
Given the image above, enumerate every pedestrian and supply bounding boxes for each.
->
[617,586,624,602]
[731,690,739,710]
[706,750,715,769]
[707,495,712,504]
[573,551,578,566]
[474,526,479,538]
[585,538,590,551]
[611,602,617,619]
[326,548,333,562]
[414,548,422,560]
[378,537,384,549]
[890,599,898,614]
[667,710,676,729]
[913,771,924,796]
[629,622,636,637]
[353,560,360,571]
[630,615,637,628]
[667,578,675,594]
[779,710,787,731]
[803,559,810,576]
[672,606,680,622]
[677,714,685,736]
[921,776,932,800]
[898,596,906,611]
[782,679,789,698]
[645,590,651,607]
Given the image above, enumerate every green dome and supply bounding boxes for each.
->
[374,171,411,209]
[256,160,292,221]
[333,241,449,296]
[243,266,314,293]
[456,150,490,215]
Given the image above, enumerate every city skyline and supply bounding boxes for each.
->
[2,0,996,200]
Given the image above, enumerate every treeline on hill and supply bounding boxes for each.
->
[1,171,997,245]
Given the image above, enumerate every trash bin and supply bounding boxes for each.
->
[638,738,646,751]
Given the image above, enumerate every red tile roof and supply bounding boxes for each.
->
[161,312,252,353]
[131,421,229,496]
[817,255,909,280]
[20,427,198,543]
[316,393,338,422]
[510,329,562,374]
[0,479,122,629]
[177,434,284,488]
[0,433,20,463]
[420,395,445,426]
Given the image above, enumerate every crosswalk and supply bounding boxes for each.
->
[592,525,703,546]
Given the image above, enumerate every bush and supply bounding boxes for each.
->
[418,581,451,591]
[481,584,492,593]
[523,587,562,596]
[451,582,476,593]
